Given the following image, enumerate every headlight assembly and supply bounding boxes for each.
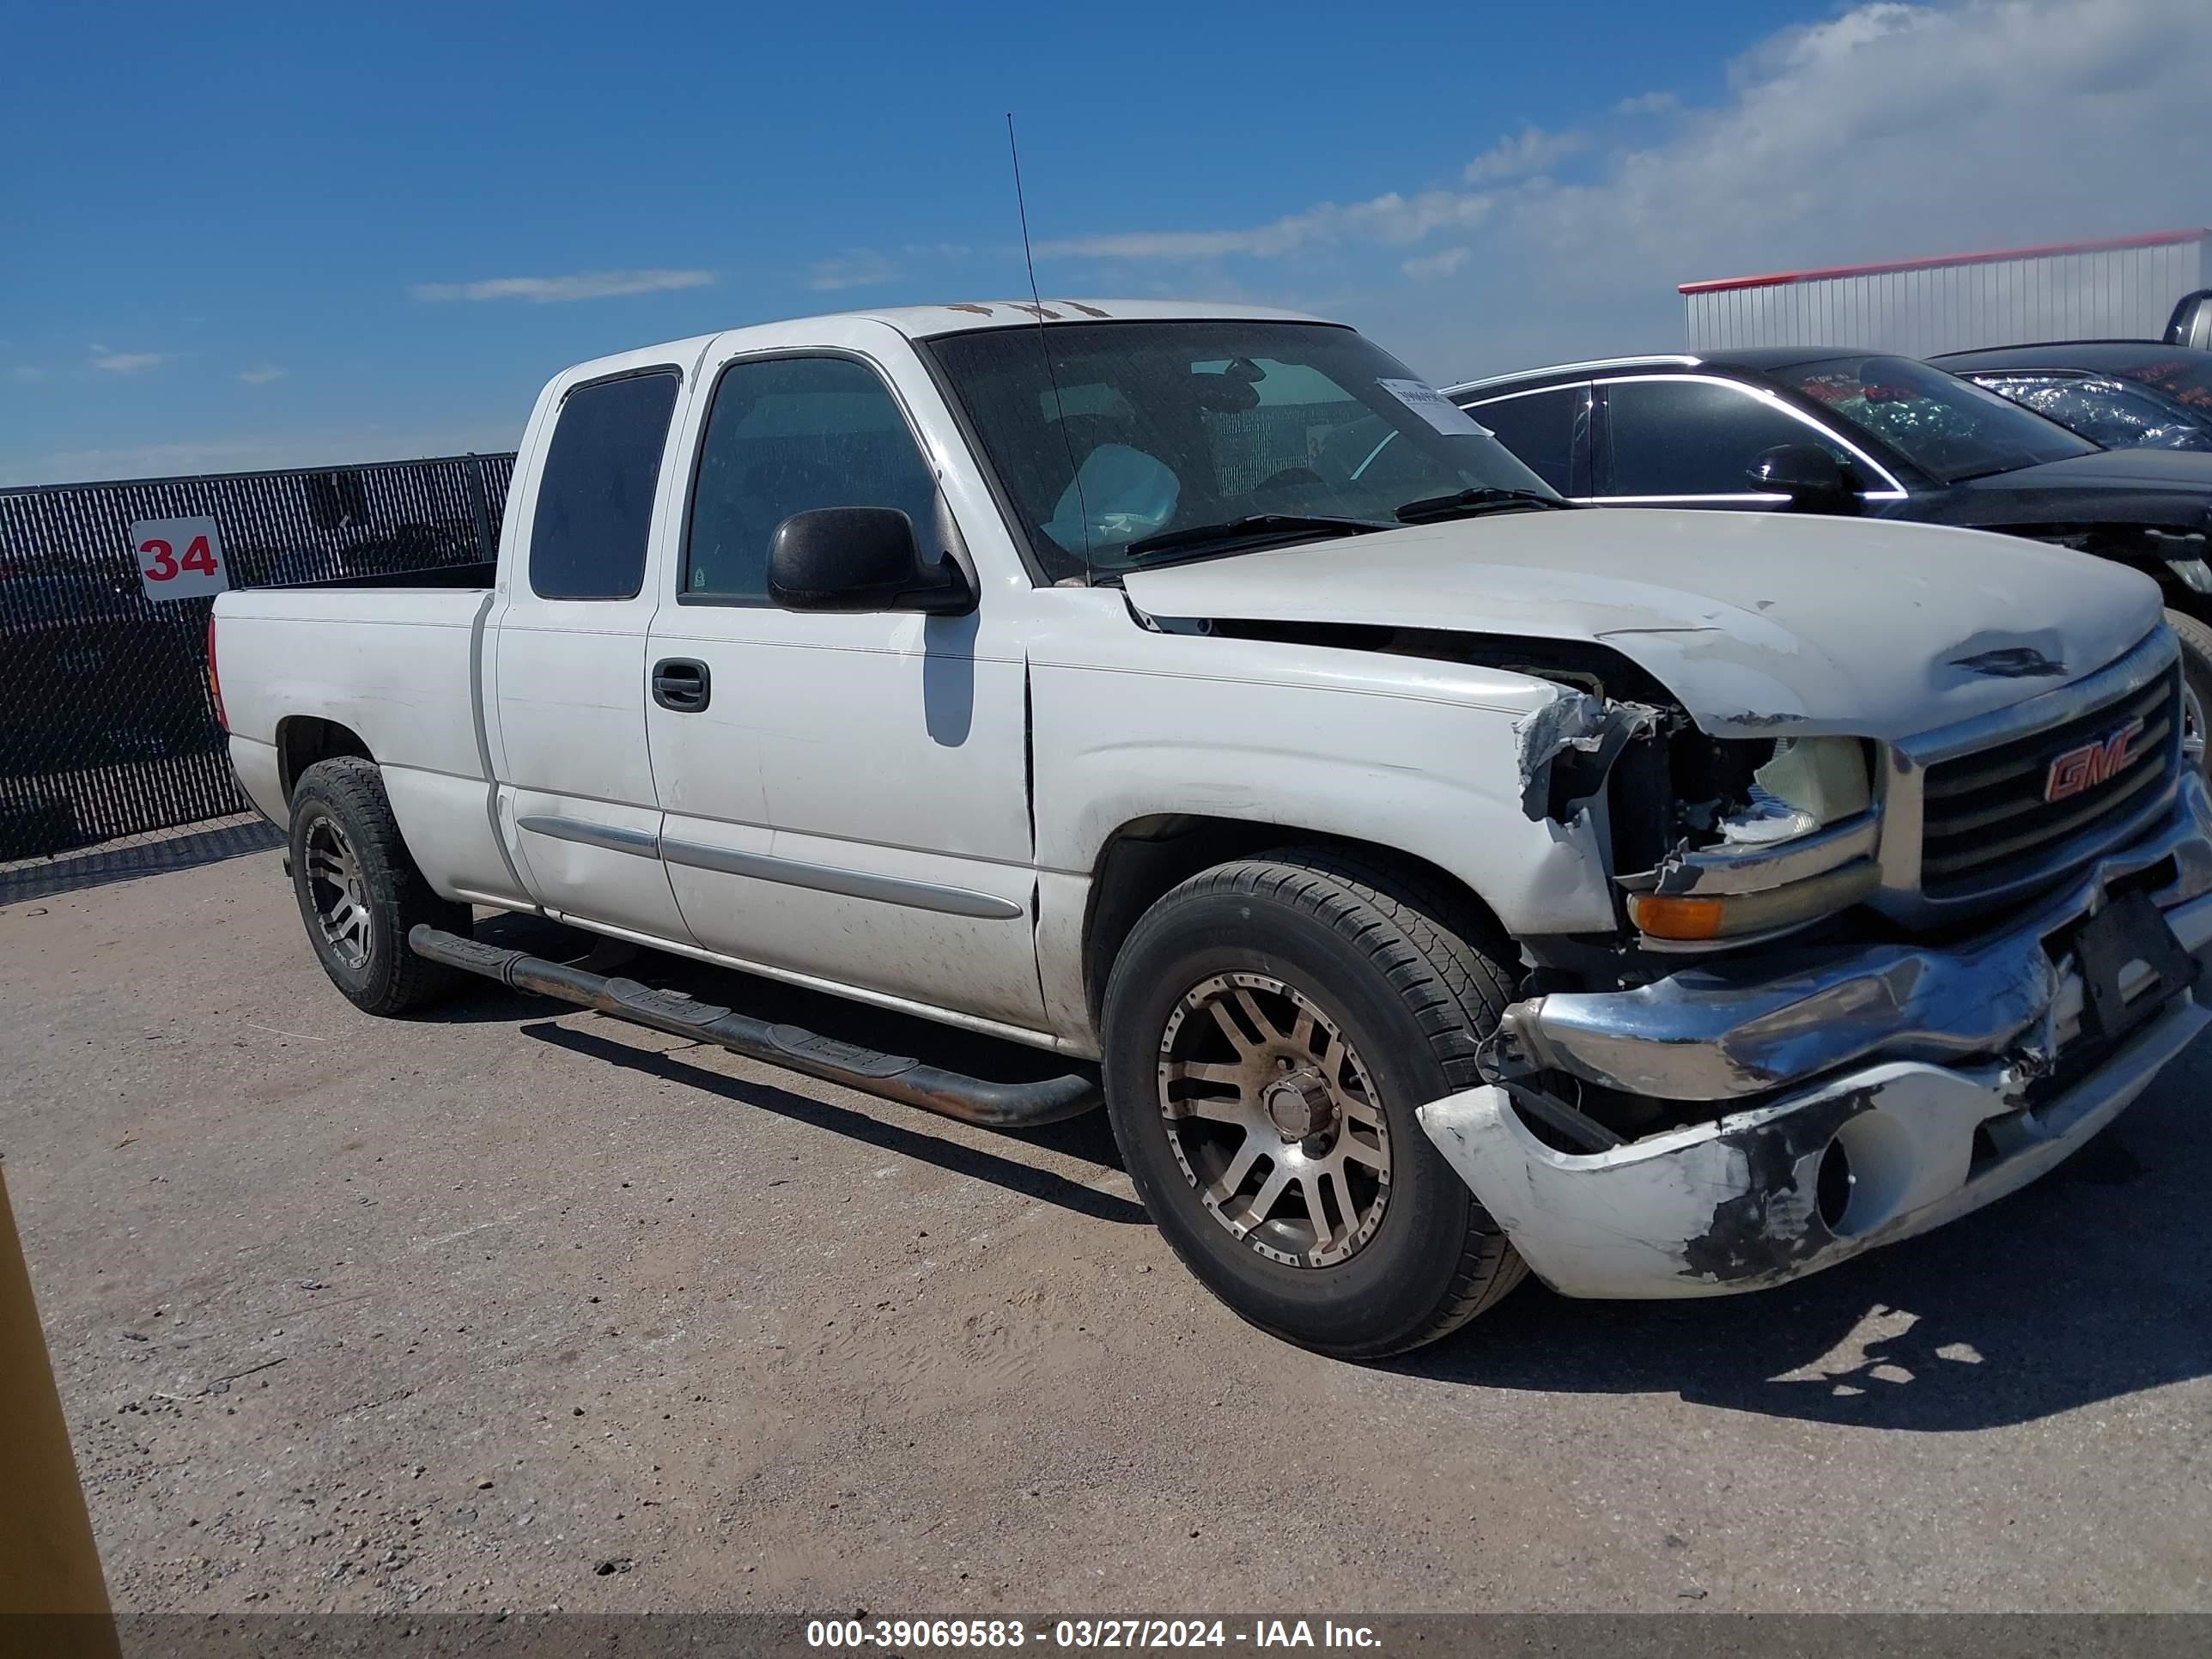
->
[1627,736,1881,946]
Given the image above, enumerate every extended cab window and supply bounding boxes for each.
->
[1468,386,1585,495]
[1604,378,1850,498]
[684,356,939,602]
[528,370,681,600]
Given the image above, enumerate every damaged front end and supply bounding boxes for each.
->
[1514,672,1885,956]
[1440,629,2212,1298]
[1423,771,2212,1299]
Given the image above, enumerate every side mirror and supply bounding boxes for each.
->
[1748,443,1856,514]
[766,507,975,615]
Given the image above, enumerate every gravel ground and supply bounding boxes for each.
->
[3,842,2209,1616]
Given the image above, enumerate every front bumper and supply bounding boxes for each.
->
[1418,774,2212,1299]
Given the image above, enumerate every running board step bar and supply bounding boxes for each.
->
[408,926,1099,1128]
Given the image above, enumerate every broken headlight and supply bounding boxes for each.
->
[1626,736,1881,946]
[1714,737,1872,847]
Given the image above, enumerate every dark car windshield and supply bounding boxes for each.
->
[1771,354,2096,483]
[924,320,1559,579]
[2108,352,2212,415]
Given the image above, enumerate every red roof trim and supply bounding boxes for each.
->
[1679,228,2210,295]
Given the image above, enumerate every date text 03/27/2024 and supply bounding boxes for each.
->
[805,1619,1383,1650]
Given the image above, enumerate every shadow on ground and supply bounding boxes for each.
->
[0,817,283,905]
[440,914,1139,1224]
[404,913,2212,1431]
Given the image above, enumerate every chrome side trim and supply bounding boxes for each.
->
[659,837,1025,921]
[516,815,662,859]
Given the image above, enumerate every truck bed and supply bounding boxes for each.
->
[265,561,495,591]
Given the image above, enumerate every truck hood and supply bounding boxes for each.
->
[1119,507,2164,741]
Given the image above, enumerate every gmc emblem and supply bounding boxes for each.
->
[2045,718,2145,803]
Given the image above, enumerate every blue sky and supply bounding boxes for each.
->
[3,0,2206,484]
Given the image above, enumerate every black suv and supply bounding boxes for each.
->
[1932,341,2212,453]
[1437,349,2212,767]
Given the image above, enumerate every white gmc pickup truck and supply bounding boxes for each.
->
[213,301,2212,1357]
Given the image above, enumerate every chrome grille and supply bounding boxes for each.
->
[1919,666,2181,902]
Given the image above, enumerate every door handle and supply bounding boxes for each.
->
[652,658,711,712]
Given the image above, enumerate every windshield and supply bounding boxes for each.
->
[2109,352,2212,416]
[1772,355,2096,483]
[925,320,1559,579]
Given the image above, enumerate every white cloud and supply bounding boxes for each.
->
[1402,247,1472,282]
[808,249,901,291]
[9,366,45,384]
[1462,127,1585,183]
[1030,1,2212,381]
[409,270,714,303]
[238,365,287,385]
[1039,186,1497,262]
[1504,0,2209,302]
[92,351,165,373]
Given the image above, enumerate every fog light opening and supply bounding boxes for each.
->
[1825,1108,1918,1237]
[1816,1139,1854,1232]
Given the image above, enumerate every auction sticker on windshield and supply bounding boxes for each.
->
[1378,379,1492,436]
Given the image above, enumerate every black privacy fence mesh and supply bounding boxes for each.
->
[0,453,515,860]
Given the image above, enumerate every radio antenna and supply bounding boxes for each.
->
[1007,112,1091,584]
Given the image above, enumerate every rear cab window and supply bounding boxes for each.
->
[528,370,683,600]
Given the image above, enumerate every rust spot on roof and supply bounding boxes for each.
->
[1008,303,1062,321]
[1063,301,1110,319]
[945,303,994,316]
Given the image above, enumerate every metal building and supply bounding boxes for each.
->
[1681,228,2211,357]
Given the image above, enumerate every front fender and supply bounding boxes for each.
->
[1030,643,1620,938]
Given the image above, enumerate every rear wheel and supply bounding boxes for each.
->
[1101,848,1527,1358]
[288,757,468,1015]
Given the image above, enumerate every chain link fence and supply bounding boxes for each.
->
[0,453,514,860]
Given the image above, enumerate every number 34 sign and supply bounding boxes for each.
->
[130,516,230,601]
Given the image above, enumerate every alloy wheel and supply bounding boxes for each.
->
[1155,972,1391,1267]
[303,815,374,970]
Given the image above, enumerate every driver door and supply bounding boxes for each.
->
[642,332,1047,1032]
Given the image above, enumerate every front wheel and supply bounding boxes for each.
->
[2164,608,2212,775]
[1101,849,1527,1358]
[288,757,469,1016]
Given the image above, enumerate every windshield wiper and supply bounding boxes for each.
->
[1124,514,1396,561]
[1394,486,1571,523]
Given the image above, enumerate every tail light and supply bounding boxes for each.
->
[206,612,227,732]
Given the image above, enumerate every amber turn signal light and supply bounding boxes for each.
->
[1626,894,1727,941]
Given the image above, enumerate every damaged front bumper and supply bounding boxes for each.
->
[1417,774,2212,1298]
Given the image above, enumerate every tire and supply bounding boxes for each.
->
[287,757,469,1016]
[1101,848,1528,1358]
[2164,608,2212,777]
